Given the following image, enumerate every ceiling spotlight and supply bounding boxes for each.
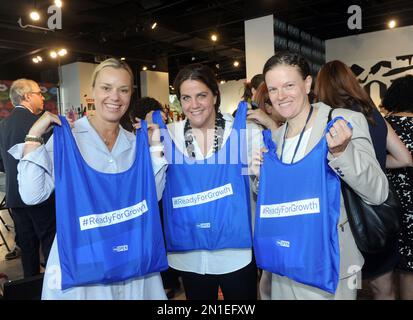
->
[142,66,148,71]
[220,80,226,84]
[120,57,126,61]
[36,56,43,62]
[29,11,40,21]
[191,56,196,61]
[152,64,156,69]
[32,57,39,63]
[388,20,397,29]
[211,34,218,42]
[233,61,240,67]
[54,0,62,7]
[58,48,67,56]
[151,22,157,30]
[215,63,220,69]
[50,51,58,58]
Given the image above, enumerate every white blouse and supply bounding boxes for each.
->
[163,113,262,275]
[10,117,168,300]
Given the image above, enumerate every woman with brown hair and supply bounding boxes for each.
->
[314,60,412,299]
[253,51,388,300]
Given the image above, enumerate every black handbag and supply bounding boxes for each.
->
[340,180,401,253]
[327,109,401,253]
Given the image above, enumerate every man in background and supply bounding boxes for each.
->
[0,79,55,277]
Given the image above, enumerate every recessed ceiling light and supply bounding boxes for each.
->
[233,61,240,67]
[211,34,218,42]
[120,57,126,61]
[30,11,40,21]
[54,0,62,7]
[151,22,157,30]
[142,66,148,71]
[58,48,67,56]
[388,20,397,29]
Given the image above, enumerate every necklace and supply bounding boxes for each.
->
[88,116,120,147]
[184,111,226,158]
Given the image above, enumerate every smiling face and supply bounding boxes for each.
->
[92,67,132,124]
[179,79,217,129]
[265,64,312,121]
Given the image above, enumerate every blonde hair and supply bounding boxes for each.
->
[9,79,38,106]
[91,58,134,89]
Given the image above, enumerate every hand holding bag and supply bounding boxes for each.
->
[328,109,401,253]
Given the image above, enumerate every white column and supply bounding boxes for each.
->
[60,62,96,115]
[244,15,275,81]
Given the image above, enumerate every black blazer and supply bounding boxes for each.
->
[0,106,52,208]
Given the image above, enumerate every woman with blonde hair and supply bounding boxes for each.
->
[11,58,169,299]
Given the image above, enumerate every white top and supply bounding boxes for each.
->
[281,128,313,164]
[164,113,262,275]
[9,117,168,300]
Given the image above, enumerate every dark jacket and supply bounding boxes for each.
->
[0,106,51,208]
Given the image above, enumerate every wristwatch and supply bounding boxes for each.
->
[24,134,44,144]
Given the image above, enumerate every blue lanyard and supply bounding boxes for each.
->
[280,105,314,164]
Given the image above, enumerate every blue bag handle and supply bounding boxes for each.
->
[152,110,167,129]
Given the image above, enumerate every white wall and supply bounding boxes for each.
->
[219,79,245,114]
[140,70,169,106]
[245,15,274,81]
[326,26,413,106]
[60,62,96,114]
[326,25,413,62]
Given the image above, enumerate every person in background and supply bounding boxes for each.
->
[247,82,284,131]
[382,74,413,300]
[252,51,388,300]
[232,74,265,118]
[0,79,56,277]
[10,58,168,299]
[242,74,265,108]
[314,60,413,300]
[150,63,262,300]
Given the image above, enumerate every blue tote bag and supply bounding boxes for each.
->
[152,102,252,251]
[53,117,168,289]
[254,119,341,294]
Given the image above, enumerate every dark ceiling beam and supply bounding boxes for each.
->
[1,47,47,64]
[0,29,154,65]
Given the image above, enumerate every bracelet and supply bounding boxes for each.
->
[149,145,164,152]
[24,140,42,146]
[25,134,44,144]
